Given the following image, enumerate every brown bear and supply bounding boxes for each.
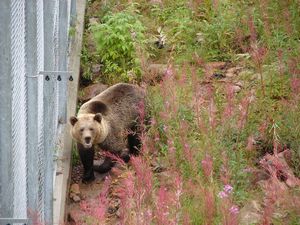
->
[70,83,145,182]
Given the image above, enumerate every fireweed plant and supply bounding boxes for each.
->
[66,0,300,224]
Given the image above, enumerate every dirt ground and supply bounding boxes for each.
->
[65,157,125,225]
[66,161,105,223]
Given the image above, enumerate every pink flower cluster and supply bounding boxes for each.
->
[229,205,239,215]
[218,184,233,199]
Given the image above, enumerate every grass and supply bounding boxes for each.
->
[72,0,300,224]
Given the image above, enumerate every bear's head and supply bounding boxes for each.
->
[70,113,104,148]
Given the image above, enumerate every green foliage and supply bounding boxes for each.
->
[264,66,290,100]
[80,42,93,80]
[69,26,76,38]
[277,103,300,177]
[71,143,80,166]
[148,2,200,63]
[197,3,242,61]
[91,5,146,82]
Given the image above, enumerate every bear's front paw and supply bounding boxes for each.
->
[93,164,112,173]
[93,157,114,173]
[82,170,95,183]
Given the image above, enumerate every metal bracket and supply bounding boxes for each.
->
[26,71,73,81]
[38,71,72,75]
[0,218,30,225]
[39,71,73,81]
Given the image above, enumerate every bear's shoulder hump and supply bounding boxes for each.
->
[83,100,108,115]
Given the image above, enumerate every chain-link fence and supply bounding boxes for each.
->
[0,0,76,224]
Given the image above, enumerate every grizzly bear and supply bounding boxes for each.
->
[70,83,145,182]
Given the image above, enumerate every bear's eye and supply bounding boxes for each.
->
[89,128,94,131]
[80,128,84,132]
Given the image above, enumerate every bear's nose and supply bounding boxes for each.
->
[85,137,91,144]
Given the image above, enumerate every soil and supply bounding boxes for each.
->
[66,160,105,223]
[66,159,120,224]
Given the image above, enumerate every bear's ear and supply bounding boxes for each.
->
[94,113,102,123]
[70,116,78,126]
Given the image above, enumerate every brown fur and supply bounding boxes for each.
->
[70,83,145,155]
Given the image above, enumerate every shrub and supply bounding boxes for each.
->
[91,5,146,82]
[197,2,242,61]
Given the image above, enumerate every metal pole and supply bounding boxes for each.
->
[43,0,56,223]
[25,0,40,217]
[58,0,69,124]
[0,0,13,219]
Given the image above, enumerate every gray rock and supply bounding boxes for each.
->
[91,64,102,74]
[72,195,81,203]
[239,200,262,225]
[89,17,99,26]
[78,83,108,102]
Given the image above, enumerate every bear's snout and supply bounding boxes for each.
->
[85,136,91,144]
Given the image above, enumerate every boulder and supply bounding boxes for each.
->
[78,83,108,103]
[239,200,262,225]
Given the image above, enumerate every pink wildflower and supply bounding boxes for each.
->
[224,184,233,194]
[218,184,234,198]
[165,65,174,78]
[150,118,156,126]
[131,156,153,195]
[248,15,257,44]
[178,63,187,86]
[287,57,300,76]
[222,84,235,121]
[201,154,213,179]
[175,174,183,202]
[163,125,168,132]
[183,143,191,159]
[79,176,111,223]
[229,205,239,215]
[137,100,146,125]
[277,49,285,76]
[155,187,171,225]
[290,77,300,95]
[203,188,215,224]
[209,97,217,130]
[218,191,228,199]
[167,139,176,155]
[250,44,267,68]
[103,151,126,166]
[246,135,256,151]
[238,94,252,129]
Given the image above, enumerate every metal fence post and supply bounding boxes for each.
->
[43,0,57,223]
[0,0,14,219]
[70,0,77,27]
[43,74,56,225]
[25,0,40,217]
[58,0,69,124]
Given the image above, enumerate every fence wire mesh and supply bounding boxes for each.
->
[0,0,76,224]
[11,0,28,219]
